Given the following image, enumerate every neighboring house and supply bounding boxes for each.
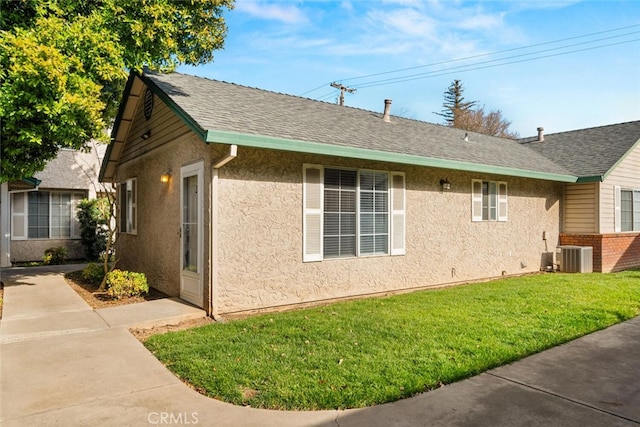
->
[520,122,640,272]
[0,143,105,267]
[99,70,639,316]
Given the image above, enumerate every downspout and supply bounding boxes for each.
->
[209,145,237,320]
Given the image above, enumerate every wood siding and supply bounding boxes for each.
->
[119,86,193,167]
[599,142,640,233]
[563,182,598,233]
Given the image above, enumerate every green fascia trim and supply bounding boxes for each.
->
[205,129,578,183]
[22,177,41,187]
[576,175,604,183]
[138,73,207,140]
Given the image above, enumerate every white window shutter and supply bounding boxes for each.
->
[390,172,406,255]
[11,193,28,240]
[497,182,508,222]
[471,180,483,222]
[614,185,621,232]
[303,165,323,262]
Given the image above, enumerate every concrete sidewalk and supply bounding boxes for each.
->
[1,266,639,426]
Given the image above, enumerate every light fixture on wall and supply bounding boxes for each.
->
[440,178,451,191]
[141,130,152,140]
[160,169,172,183]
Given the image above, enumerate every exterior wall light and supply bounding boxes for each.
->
[440,178,451,191]
[160,169,172,183]
[141,130,152,140]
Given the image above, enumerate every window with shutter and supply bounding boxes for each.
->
[302,165,405,261]
[119,179,138,234]
[11,190,87,240]
[619,188,640,232]
[472,179,507,222]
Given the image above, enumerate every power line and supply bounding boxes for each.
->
[340,24,640,85]
[300,23,640,98]
[352,33,640,89]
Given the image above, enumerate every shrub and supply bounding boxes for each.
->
[77,198,110,261]
[43,247,67,265]
[106,269,149,299]
[81,263,106,285]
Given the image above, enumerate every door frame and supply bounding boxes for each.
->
[180,161,204,307]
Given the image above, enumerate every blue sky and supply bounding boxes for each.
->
[179,0,640,137]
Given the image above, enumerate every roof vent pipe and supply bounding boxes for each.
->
[383,99,392,122]
[537,127,544,142]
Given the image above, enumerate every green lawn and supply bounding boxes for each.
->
[144,270,640,410]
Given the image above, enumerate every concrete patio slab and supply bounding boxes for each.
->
[1,270,89,320]
[0,309,108,344]
[1,327,181,422]
[96,297,206,329]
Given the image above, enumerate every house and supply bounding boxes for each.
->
[99,70,639,316]
[520,122,640,272]
[1,143,105,267]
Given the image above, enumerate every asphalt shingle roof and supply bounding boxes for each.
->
[144,71,578,178]
[519,121,640,178]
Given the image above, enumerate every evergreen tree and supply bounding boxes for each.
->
[434,79,477,127]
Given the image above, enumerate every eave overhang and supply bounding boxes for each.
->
[204,129,578,183]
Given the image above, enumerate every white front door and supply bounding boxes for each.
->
[180,162,204,307]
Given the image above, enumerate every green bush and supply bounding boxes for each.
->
[106,269,149,299]
[77,198,110,261]
[81,263,106,285]
[43,247,67,265]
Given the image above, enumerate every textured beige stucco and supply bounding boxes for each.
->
[10,239,84,263]
[112,83,562,315]
[213,147,562,314]
[115,133,214,303]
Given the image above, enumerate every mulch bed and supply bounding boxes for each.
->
[65,270,169,310]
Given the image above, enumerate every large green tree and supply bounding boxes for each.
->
[0,0,234,182]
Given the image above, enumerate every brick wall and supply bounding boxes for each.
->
[560,233,640,272]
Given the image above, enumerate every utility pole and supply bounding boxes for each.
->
[330,82,356,106]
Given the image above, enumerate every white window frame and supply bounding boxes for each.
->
[616,186,640,232]
[472,179,507,222]
[303,164,405,262]
[10,190,85,240]
[119,178,137,234]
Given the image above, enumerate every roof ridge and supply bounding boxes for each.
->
[146,70,497,135]
[521,119,640,139]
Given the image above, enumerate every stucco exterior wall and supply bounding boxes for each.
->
[10,239,84,263]
[214,147,563,314]
[115,133,214,302]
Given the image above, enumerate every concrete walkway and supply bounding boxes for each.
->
[1,266,639,426]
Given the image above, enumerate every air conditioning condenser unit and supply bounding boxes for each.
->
[557,246,593,273]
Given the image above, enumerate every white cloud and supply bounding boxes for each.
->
[457,12,506,31]
[375,8,438,37]
[235,1,308,25]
